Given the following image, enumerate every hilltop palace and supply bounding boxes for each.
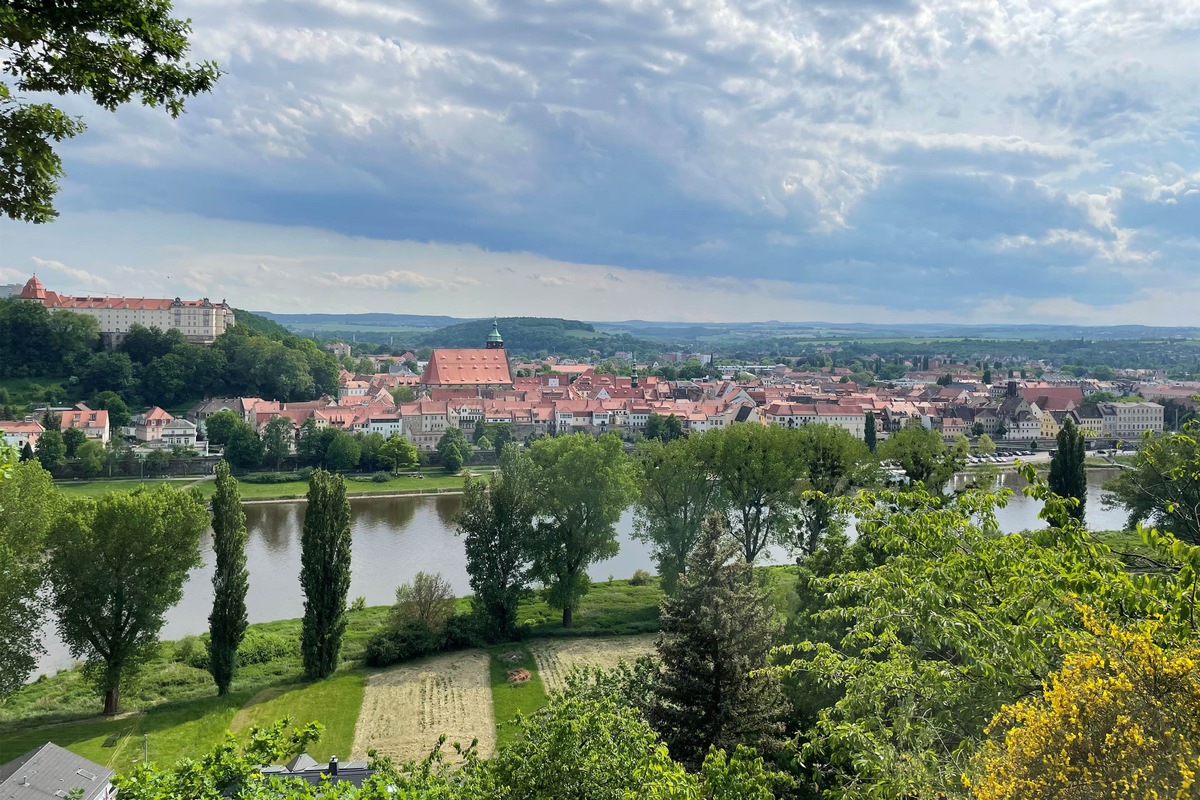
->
[15,276,235,346]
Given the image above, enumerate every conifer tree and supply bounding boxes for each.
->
[1048,417,1087,523]
[300,469,352,678]
[208,461,249,695]
[649,512,787,769]
[864,410,877,453]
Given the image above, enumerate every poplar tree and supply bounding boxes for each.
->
[649,513,787,769]
[208,461,249,695]
[865,410,877,453]
[300,469,352,678]
[1048,417,1087,523]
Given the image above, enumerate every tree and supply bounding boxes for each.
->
[490,423,513,457]
[0,460,64,699]
[261,416,293,471]
[46,487,207,713]
[1,1,219,222]
[35,428,65,472]
[390,384,416,404]
[391,571,456,633]
[457,445,538,640]
[982,368,992,384]
[788,424,875,556]
[706,424,801,564]
[76,439,105,477]
[633,436,723,594]
[878,425,965,488]
[379,435,418,473]
[203,409,241,447]
[969,613,1200,800]
[324,431,361,472]
[972,421,986,437]
[224,421,263,470]
[19,441,33,462]
[976,433,997,455]
[1105,422,1200,544]
[936,373,953,386]
[864,410,877,453]
[61,425,87,457]
[437,427,470,473]
[1047,417,1086,523]
[650,513,787,770]
[208,462,248,696]
[300,469,352,679]
[78,351,136,397]
[644,413,686,443]
[528,433,636,627]
[91,391,132,428]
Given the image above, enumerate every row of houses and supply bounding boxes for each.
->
[0,404,198,453]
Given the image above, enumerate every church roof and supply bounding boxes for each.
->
[421,349,513,386]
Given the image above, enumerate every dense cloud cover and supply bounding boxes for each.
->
[2,0,1198,322]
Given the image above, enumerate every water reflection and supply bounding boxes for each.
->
[33,470,1128,676]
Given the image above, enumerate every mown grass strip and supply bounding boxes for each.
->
[230,672,365,762]
[487,645,547,751]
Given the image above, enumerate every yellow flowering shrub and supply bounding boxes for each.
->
[968,610,1200,800]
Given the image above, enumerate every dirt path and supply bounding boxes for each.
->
[351,650,494,762]
[528,634,657,695]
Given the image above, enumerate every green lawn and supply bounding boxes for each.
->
[521,579,663,637]
[0,375,69,409]
[54,478,196,499]
[49,473,467,501]
[229,673,364,762]
[487,645,547,750]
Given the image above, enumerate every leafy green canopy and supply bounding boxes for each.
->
[1,0,219,221]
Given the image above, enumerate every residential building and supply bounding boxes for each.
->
[326,342,352,358]
[1,283,21,297]
[1099,402,1165,438]
[17,275,234,345]
[0,742,115,800]
[60,404,110,445]
[0,419,44,451]
[133,406,173,442]
[161,418,199,448]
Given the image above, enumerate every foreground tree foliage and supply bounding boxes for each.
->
[1105,421,1200,544]
[208,461,249,695]
[650,514,787,770]
[968,610,1200,800]
[0,459,64,698]
[300,469,352,679]
[457,445,538,639]
[633,436,723,594]
[528,433,636,627]
[779,470,1200,799]
[788,424,875,556]
[114,698,785,800]
[46,486,208,714]
[1047,417,1086,523]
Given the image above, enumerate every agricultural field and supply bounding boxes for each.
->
[352,650,495,761]
[528,634,657,694]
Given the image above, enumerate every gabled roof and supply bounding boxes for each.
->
[421,349,512,387]
[0,742,114,800]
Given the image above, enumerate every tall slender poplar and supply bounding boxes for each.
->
[1048,417,1087,523]
[208,460,249,695]
[300,469,352,678]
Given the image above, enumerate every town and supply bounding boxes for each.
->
[0,276,1187,471]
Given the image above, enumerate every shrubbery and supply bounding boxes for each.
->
[363,613,486,668]
[178,630,297,671]
[630,569,653,586]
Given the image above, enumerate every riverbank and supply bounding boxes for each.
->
[0,574,677,772]
[53,470,472,501]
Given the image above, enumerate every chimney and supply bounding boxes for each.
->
[329,756,338,776]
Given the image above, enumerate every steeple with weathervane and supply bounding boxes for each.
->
[485,318,504,349]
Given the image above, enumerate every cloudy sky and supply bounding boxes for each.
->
[2,0,1199,323]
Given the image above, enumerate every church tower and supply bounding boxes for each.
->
[485,319,504,349]
[630,354,639,389]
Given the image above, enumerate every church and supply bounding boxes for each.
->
[419,320,514,393]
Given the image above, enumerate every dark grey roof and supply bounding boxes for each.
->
[257,755,374,789]
[0,742,114,800]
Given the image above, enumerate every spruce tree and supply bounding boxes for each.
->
[1048,417,1087,523]
[864,410,877,454]
[300,468,353,678]
[649,512,787,770]
[207,460,248,695]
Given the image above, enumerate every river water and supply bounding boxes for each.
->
[33,470,1128,676]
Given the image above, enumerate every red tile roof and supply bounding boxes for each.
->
[421,349,513,387]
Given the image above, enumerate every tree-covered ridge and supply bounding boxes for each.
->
[419,316,649,358]
[0,299,340,409]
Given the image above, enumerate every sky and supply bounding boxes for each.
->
[2,0,1200,324]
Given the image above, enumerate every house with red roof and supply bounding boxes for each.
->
[61,404,111,445]
[419,320,513,393]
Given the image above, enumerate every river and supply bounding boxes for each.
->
[33,469,1129,676]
